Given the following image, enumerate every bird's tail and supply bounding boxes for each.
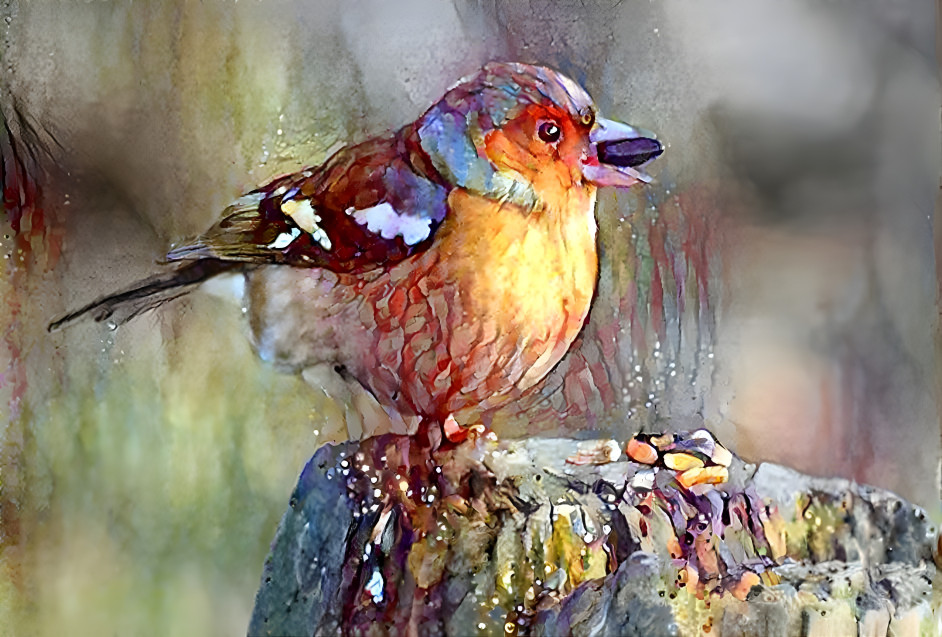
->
[47,259,243,332]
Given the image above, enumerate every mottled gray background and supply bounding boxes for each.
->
[0,1,938,635]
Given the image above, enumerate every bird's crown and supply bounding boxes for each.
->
[417,62,597,210]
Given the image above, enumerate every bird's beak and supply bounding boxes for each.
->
[581,118,664,187]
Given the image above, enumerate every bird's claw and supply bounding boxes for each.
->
[442,414,488,445]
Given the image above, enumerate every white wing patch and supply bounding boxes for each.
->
[280,198,332,251]
[347,202,432,246]
[267,227,301,249]
[281,199,318,233]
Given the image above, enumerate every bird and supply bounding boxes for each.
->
[49,62,664,443]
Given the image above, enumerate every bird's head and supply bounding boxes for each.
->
[417,62,663,211]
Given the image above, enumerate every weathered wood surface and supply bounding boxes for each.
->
[248,433,939,636]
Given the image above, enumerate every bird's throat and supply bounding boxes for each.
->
[436,187,598,369]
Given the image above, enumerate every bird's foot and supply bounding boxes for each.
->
[441,414,489,446]
[412,414,492,451]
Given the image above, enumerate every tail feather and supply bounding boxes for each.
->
[48,259,243,332]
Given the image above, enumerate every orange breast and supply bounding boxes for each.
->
[348,186,599,425]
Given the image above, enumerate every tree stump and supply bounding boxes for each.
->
[248,432,939,636]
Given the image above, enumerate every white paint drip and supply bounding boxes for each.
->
[365,570,384,602]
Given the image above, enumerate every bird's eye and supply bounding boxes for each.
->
[537,121,561,143]
[580,109,595,127]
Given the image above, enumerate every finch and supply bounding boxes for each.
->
[50,62,663,440]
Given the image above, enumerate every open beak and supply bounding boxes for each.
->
[581,117,664,188]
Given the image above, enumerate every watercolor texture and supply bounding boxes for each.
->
[0,1,938,635]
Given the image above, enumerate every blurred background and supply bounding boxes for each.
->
[0,0,938,635]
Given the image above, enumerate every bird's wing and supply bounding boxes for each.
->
[167,129,451,274]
